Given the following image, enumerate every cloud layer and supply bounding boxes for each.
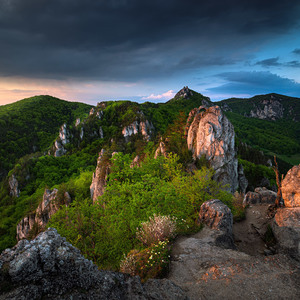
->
[1,0,300,82]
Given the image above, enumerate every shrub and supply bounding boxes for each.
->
[120,240,170,282]
[136,214,177,246]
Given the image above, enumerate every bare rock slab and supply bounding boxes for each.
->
[0,228,187,300]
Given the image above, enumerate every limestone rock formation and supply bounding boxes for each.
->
[90,149,113,203]
[174,86,193,99]
[53,123,72,157]
[249,97,283,120]
[122,112,154,141]
[198,199,234,249]
[187,105,247,193]
[154,139,167,159]
[16,189,71,241]
[75,118,80,126]
[0,228,187,300]
[281,164,300,207]
[8,174,20,197]
[243,187,277,207]
[272,164,300,260]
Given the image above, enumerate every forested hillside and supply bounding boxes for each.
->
[216,93,300,168]
[0,88,298,276]
[0,95,92,179]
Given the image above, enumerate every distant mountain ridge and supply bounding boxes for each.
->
[216,93,300,122]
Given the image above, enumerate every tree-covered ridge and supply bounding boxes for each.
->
[0,95,92,178]
[216,93,300,120]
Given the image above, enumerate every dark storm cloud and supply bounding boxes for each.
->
[255,57,280,67]
[0,0,300,80]
[208,71,300,96]
[292,48,300,55]
[255,57,300,68]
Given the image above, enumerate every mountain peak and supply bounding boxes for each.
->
[174,86,193,99]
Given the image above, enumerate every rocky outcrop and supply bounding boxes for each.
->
[154,139,168,159]
[198,199,234,249]
[9,174,20,197]
[0,228,187,300]
[272,164,300,260]
[16,189,71,241]
[249,98,283,120]
[243,187,277,207]
[75,118,80,126]
[281,164,300,207]
[174,86,193,99]
[53,123,71,157]
[187,105,247,193]
[90,149,111,203]
[122,112,154,141]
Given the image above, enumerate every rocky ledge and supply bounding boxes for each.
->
[0,228,187,300]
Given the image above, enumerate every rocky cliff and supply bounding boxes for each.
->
[272,164,300,260]
[8,175,20,198]
[186,105,247,193]
[53,123,71,157]
[0,228,187,300]
[122,111,154,141]
[90,149,114,203]
[16,188,71,241]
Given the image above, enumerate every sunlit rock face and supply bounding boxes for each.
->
[90,149,113,204]
[281,164,300,207]
[273,164,300,260]
[16,189,71,241]
[187,105,247,193]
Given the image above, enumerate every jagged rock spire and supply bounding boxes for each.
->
[174,86,193,99]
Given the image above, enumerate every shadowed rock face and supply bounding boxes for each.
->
[0,228,187,300]
[8,174,20,197]
[174,86,193,99]
[249,98,284,120]
[187,105,247,193]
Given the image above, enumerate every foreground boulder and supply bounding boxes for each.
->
[198,199,234,249]
[243,187,277,207]
[272,208,300,260]
[186,105,247,193]
[0,228,187,300]
[281,164,300,207]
